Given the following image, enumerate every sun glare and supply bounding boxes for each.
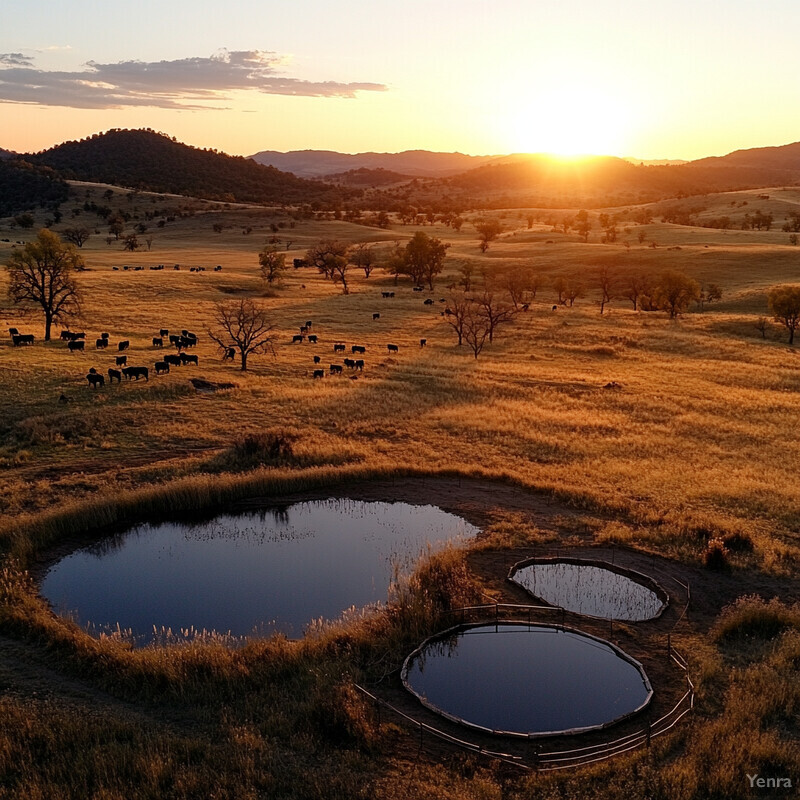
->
[504,87,632,158]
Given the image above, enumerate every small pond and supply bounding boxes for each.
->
[403,623,652,736]
[40,499,478,643]
[509,559,666,621]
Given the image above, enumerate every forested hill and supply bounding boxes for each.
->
[27,129,351,206]
[0,160,69,217]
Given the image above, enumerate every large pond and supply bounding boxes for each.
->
[509,560,666,621]
[403,623,652,736]
[40,499,478,643]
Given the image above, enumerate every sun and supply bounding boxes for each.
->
[504,87,632,158]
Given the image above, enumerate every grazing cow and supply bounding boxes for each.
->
[160,328,169,338]
[164,354,182,366]
[60,330,73,341]
[68,339,85,352]
[96,338,107,349]
[108,368,122,383]
[174,265,180,270]
[180,353,199,366]
[118,340,130,351]
[381,291,391,298]
[13,334,35,346]
[313,355,321,364]
[300,325,309,334]
[344,358,355,368]
[122,366,149,381]
[86,373,104,388]
[351,345,366,354]
[222,347,236,361]
[214,265,222,271]
[444,308,453,316]
[308,334,318,343]
[333,343,346,353]
[387,344,399,353]
[115,355,127,366]
[152,337,163,347]
[413,286,423,292]
[313,369,325,379]
[355,359,364,371]
[420,338,427,347]
[330,364,343,374]
[552,305,558,311]
[424,298,434,305]
[292,334,304,343]
[155,360,170,374]
[373,313,381,320]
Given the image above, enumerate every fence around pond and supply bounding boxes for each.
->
[355,582,693,771]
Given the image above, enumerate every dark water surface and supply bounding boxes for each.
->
[510,561,664,620]
[403,623,652,735]
[40,499,478,642]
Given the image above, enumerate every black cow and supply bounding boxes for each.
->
[313,369,324,379]
[313,355,321,364]
[180,353,198,366]
[155,361,170,374]
[222,347,236,361]
[351,345,366,354]
[344,358,355,368]
[292,334,304,343]
[101,332,110,340]
[552,305,558,311]
[387,344,399,353]
[355,359,364,371]
[68,339,85,352]
[118,340,130,351]
[333,343,345,353]
[413,286,423,292]
[381,291,391,298]
[424,298,434,305]
[86,372,105,388]
[300,325,309,334]
[115,355,127,366]
[214,265,222,272]
[160,328,169,338]
[420,338,427,347]
[13,334,34,346]
[122,366,149,381]
[164,354,182,366]
[152,337,163,347]
[373,313,380,320]
[96,338,108,349]
[330,364,343,374]
[305,321,312,328]
[308,334,318,343]
[107,368,121,383]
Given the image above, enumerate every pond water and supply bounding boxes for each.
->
[40,499,478,643]
[403,623,652,736]
[509,561,665,621]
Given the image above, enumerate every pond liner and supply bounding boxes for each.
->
[507,556,669,621]
[401,620,654,739]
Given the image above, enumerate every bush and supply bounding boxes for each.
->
[703,537,730,570]
[714,595,800,642]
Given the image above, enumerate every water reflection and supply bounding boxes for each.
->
[403,623,651,735]
[510,561,665,621]
[41,499,478,644]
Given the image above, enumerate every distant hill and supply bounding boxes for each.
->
[0,159,69,217]
[690,141,800,172]
[27,129,350,207]
[249,149,497,178]
[322,167,413,186]
[0,147,17,161]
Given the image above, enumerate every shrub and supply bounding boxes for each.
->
[714,595,800,642]
[703,537,730,570]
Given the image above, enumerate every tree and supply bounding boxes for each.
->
[122,233,140,251]
[5,228,83,341]
[208,298,278,371]
[564,278,585,307]
[62,227,92,248]
[575,210,592,243]
[14,213,35,229]
[622,269,652,311]
[475,218,503,252]
[474,290,516,342]
[443,292,472,345]
[462,303,491,359]
[351,242,376,277]
[698,283,723,309]
[594,264,617,314]
[306,239,351,294]
[652,270,700,318]
[459,262,475,291]
[768,285,800,344]
[403,232,449,289]
[258,246,286,285]
[108,216,125,240]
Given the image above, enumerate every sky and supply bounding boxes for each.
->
[1,0,799,161]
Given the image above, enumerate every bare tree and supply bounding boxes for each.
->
[351,242,376,277]
[144,235,154,251]
[595,264,617,314]
[306,239,351,294]
[463,303,491,358]
[208,299,278,371]
[474,290,516,342]
[443,292,473,345]
[5,228,83,340]
[62,227,92,248]
[622,269,652,311]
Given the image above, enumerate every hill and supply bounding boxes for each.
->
[27,129,351,207]
[249,149,497,178]
[321,167,413,186]
[0,159,69,217]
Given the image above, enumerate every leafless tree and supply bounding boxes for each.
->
[463,304,491,358]
[474,289,516,342]
[595,264,617,314]
[208,299,278,371]
[622,269,652,311]
[351,242,376,277]
[443,292,473,345]
[306,239,351,294]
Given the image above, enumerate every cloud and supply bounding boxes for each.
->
[0,49,387,110]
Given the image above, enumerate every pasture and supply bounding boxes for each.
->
[0,184,799,798]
